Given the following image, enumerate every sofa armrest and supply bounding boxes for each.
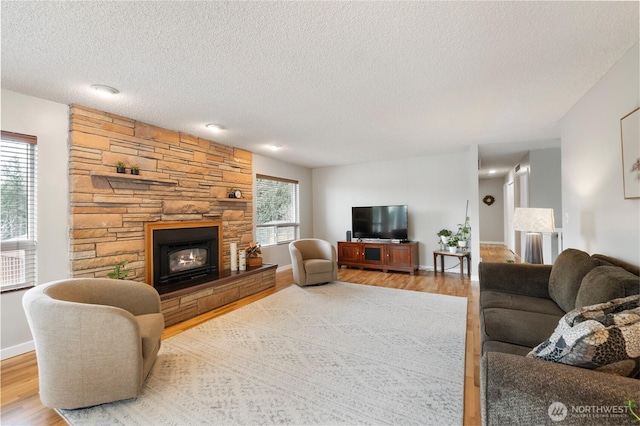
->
[481,352,640,426]
[479,262,553,299]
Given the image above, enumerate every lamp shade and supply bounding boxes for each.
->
[512,208,555,233]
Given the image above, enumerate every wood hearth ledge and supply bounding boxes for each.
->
[160,264,277,327]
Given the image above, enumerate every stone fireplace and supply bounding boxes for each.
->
[145,221,223,295]
[68,105,253,280]
[68,105,275,327]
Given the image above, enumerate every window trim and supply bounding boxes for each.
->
[1,130,37,293]
[255,174,300,247]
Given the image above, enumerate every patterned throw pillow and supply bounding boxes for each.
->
[527,294,640,377]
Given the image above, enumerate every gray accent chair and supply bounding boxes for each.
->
[22,278,165,409]
[479,249,640,425]
[289,239,338,286]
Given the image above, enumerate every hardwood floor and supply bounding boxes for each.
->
[1,244,513,426]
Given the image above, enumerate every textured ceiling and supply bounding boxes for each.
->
[1,1,638,169]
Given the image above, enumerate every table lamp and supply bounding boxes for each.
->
[512,208,555,264]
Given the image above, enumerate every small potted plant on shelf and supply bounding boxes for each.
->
[130,164,140,175]
[115,161,126,174]
[446,236,459,253]
[246,242,262,267]
[437,229,452,245]
[455,216,471,248]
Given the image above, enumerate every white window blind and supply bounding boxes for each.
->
[255,174,299,246]
[1,131,37,292]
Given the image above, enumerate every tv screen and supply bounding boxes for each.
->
[352,205,408,241]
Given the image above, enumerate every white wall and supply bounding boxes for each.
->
[312,150,478,274]
[479,178,505,243]
[252,154,313,270]
[1,90,70,359]
[530,147,562,226]
[561,42,640,264]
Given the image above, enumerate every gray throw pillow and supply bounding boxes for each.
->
[548,249,598,312]
[575,266,640,309]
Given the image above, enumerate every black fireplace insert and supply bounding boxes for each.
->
[152,226,218,294]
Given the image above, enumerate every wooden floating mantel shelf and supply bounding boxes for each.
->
[218,198,250,203]
[90,171,178,186]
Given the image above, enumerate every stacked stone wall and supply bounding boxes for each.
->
[69,105,253,280]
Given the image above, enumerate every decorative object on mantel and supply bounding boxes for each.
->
[238,249,246,271]
[228,188,242,198]
[482,195,495,206]
[246,242,262,267]
[130,164,140,175]
[107,260,129,279]
[620,107,640,199]
[115,161,126,174]
[230,242,238,271]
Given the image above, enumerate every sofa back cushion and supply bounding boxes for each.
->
[575,266,640,309]
[592,254,640,277]
[548,249,599,312]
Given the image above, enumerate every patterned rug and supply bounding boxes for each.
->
[58,282,468,425]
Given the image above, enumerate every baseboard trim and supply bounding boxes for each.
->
[276,264,292,273]
[1,340,34,360]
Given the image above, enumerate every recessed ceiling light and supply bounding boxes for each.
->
[205,123,224,133]
[489,169,497,174]
[90,84,119,95]
[268,144,282,151]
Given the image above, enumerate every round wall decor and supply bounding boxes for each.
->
[483,195,495,206]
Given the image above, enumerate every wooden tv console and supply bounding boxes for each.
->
[337,241,419,275]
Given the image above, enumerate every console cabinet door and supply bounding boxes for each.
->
[385,244,413,267]
[338,242,361,263]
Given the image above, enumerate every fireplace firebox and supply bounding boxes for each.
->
[145,221,222,295]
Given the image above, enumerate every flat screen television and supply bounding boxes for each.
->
[352,205,408,241]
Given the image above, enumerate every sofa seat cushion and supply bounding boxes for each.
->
[548,249,599,312]
[482,340,532,356]
[136,313,164,359]
[304,259,334,274]
[528,295,640,377]
[482,308,562,349]
[481,291,565,316]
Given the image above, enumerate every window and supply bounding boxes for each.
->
[255,174,299,246]
[1,131,37,292]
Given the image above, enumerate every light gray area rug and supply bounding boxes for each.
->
[58,282,468,425]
